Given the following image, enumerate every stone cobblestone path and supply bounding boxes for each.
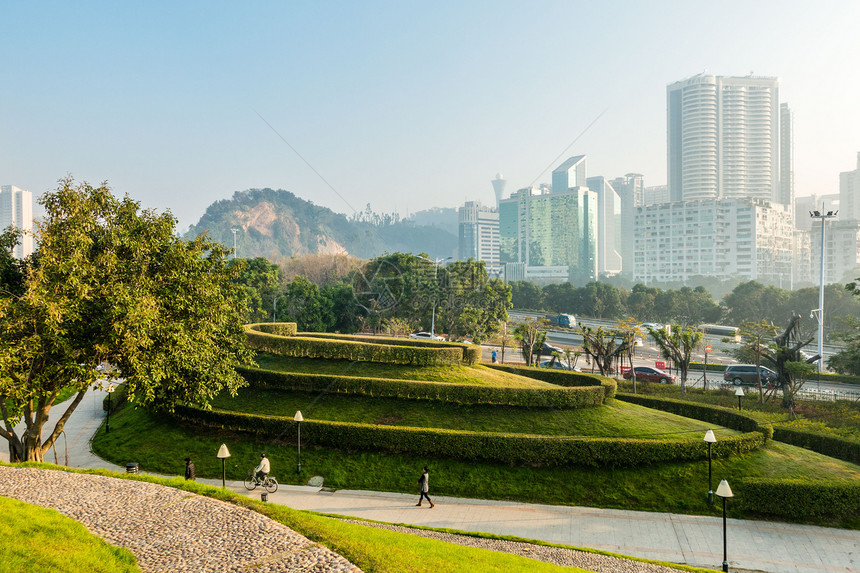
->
[0,466,361,573]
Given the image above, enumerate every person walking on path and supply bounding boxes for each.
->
[184,457,196,480]
[254,453,270,482]
[491,349,497,363]
[416,466,434,508]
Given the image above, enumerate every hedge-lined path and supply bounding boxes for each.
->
[3,386,859,573]
[0,466,361,573]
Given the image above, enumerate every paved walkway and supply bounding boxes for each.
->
[3,387,859,573]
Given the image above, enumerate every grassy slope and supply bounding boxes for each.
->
[211,388,736,439]
[93,406,860,525]
[252,354,559,388]
[0,496,140,573]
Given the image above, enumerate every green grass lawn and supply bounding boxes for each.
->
[92,405,860,526]
[252,354,559,388]
[211,388,736,439]
[0,496,140,573]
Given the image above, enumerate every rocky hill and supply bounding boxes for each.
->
[185,188,458,262]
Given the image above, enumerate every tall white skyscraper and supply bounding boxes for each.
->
[840,152,860,222]
[779,103,795,207]
[0,185,34,259]
[667,74,779,203]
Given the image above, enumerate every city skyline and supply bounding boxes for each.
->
[3,1,860,231]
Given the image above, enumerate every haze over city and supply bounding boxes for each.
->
[4,1,860,231]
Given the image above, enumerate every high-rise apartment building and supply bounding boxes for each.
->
[642,185,670,205]
[779,103,795,207]
[667,74,779,203]
[0,185,34,259]
[810,219,860,285]
[586,176,622,276]
[458,201,500,276]
[839,153,860,222]
[611,174,645,278]
[633,198,793,285]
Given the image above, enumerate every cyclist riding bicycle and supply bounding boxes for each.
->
[254,453,270,483]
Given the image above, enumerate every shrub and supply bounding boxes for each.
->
[772,427,860,464]
[297,332,482,365]
[249,322,298,336]
[616,393,773,440]
[173,405,766,468]
[738,478,860,523]
[486,364,616,400]
[237,366,605,408]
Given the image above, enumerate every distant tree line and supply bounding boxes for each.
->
[510,279,860,339]
[231,253,512,343]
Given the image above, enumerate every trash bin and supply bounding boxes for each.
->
[126,462,139,474]
[261,492,268,502]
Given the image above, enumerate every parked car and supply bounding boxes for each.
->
[409,331,445,341]
[723,364,778,386]
[539,359,581,371]
[540,341,564,356]
[623,366,675,384]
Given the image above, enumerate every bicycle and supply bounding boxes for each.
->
[244,469,279,493]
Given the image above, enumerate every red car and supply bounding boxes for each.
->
[623,366,675,384]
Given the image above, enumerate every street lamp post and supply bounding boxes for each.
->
[417,256,452,336]
[809,207,838,373]
[105,384,116,434]
[715,479,734,572]
[294,410,304,474]
[703,429,716,505]
[735,386,744,411]
[230,228,240,260]
[704,345,712,391]
[216,443,231,489]
[273,295,282,323]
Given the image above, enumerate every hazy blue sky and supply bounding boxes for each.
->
[4,1,860,231]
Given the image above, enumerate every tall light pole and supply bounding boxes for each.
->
[809,207,837,373]
[703,429,716,505]
[294,410,304,474]
[715,479,734,573]
[230,227,240,260]
[417,255,452,336]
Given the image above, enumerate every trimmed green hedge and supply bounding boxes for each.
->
[772,427,860,465]
[486,363,617,400]
[245,327,480,365]
[616,393,774,440]
[250,322,298,336]
[173,405,766,468]
[245,330,467,366]
[236,366,605,408]
[738,478,860,523]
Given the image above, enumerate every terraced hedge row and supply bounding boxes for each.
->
[297,333,483,364]
[245,330,464,366]
[236,366,605,408]
[485,364,616,400]
[244,325,480,366]
[251,322,298,336]
[738,478,860,523]
[172,405,766,468]
[616,393,774,439]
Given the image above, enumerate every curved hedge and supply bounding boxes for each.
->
[616,393,774,440]
[772,427,860,465]
[245,330,466,366]
[738,478,860,523]
[251,322,298,336]
[173,405,765,468]
[237,366,605,408]
[296,333,483,364]
[486,363,616,400]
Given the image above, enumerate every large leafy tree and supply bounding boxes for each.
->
[647,324,703,394]
[578,325,629,377]
[232,257,282,323]
[0,179,253,462]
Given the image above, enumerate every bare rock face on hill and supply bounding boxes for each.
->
[185,188,457,263]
